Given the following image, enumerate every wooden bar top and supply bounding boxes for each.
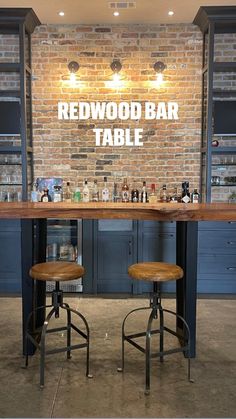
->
[0,202,235,221]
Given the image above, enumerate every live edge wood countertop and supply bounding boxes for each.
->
[0,202,236,221]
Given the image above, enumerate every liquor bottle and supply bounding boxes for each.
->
[64,181,72,203]
[31,183,38,202]
[102,176,109,202]
[141,181,148,203]
[191,188,200,203]
[122,178,129,202]
[112,182,119,202]
[149,183,157,204]
[73,186,81,202]
[170,185,178,203]
[91,179,99,202]
[160,184,167,203]
[131,181,139,203]
[41,188,51,202]
[53,185,62,202]
[181,181,191,204]
[82,179,90,203]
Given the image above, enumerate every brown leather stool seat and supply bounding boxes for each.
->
[25,261,92,387]
[128,262,184,282]
[118,261,192,394]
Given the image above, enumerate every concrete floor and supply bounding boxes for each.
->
[0,297,235,418]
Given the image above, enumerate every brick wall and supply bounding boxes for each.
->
[31,23,202,196]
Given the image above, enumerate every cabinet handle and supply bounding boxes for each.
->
[158,233,174,238]
[228,222,236,224]
[227,241,236,245]
[226,267,236,271]
[128,240,132,255]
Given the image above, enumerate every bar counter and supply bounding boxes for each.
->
[0,201,236,220]
[0,201,235,358]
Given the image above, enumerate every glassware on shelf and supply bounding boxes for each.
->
[211,176,221,186]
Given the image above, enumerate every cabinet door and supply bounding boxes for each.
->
[97,233,135,293]
[138,221,176,293]
[0,220,22,293]
[95,220,137,293]
[198,221,236,294]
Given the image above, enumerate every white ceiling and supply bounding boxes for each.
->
[0,0,235,24]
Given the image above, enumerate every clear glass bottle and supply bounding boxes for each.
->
[64,181,72,203]
[102,177,109,202]
[170,185,178,203]
[91,179,99,202]
[160,184,167,203]
[141,181,148,203]
[53,185,62,202]
[149,183,157,203]
[122,178,129,202]
[131,181,139,203]
[82,179,90,203]
[112,182,119,202]
[31,182,38,202]
[181,181,191,204]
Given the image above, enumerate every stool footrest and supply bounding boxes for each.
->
[125,329,160,340]
[46,325,69,334]
[46,342,88,356]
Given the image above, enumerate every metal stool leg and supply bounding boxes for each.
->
[161,308,194,383]
[40,307,56,388]
[145,307,156,395]
[63,303,72,360]
[62,304,93,378]
[159,307,164,363]
[117,306,150,373]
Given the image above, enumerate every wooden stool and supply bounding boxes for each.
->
[117,262,192,394]
[24,261,92,387]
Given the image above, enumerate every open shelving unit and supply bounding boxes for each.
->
[0,8,40,201]
[194,6,236,202]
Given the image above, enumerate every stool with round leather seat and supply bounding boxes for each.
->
[24,261,92,387]
[117,262,192,394]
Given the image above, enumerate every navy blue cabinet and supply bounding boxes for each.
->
[94,220,138,293]
[198,221,236,294]
[0,220,22,293]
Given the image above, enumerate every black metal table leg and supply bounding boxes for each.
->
[21,218,47,355]
[176,221,198,358]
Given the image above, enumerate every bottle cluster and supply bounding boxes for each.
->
[31,179,200,204]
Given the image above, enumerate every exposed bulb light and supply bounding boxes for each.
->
[156,72,164,87]
[153,61,166,87]
[69,72,77,84]
[112,72,121,83]
[68,61,80,86]
[110,59,123,87]
[58,11,65,17]
[168,10,174,16]
[113,11,120,17]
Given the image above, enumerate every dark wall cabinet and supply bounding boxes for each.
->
[94,220,137,293]
[198,221,236,293]
[0,220,22,293]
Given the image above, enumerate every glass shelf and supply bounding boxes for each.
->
[0,163,21,166]
[211,184,236,187]
[212,163,236,166]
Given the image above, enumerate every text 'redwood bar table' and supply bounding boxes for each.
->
[0,202,236,357]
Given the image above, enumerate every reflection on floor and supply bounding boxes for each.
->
[0,297,235,418]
